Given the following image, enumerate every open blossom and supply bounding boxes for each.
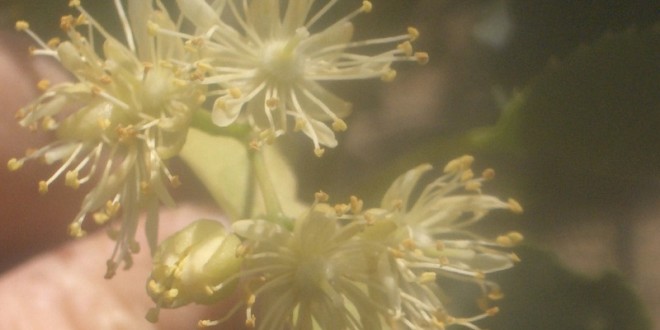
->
[363,155,524,329]
[167,0,428,156]
[198,202,384,329]
[157,157,522,329]
[8,0,205,277]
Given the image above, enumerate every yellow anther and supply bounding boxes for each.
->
[68,0,81,7]
[60,15,75,31]
[164,288,179,302]
[99,74,112,84]
[248,140,261,151]
[381,69,397,82]
[314,147,325,157]
[460,169,475,182]
[116,125,137,143]
[229,87,242,99]
[170,175,182,188]
[14,109,26,120]
[397,41,413,56]
[294,118,306,131]
[37,79,50,91]
[388,247,405,259]
[407,27,420,41]
[314,190,329,202]
[172,78,188,87]
[7,158,24,171]
[105,200,120,217]
[198,320,219,328]
[147,21,159,36]
[508,231,524,244]
[443,155,474,173]
[98,118,111,130]
[332,118,348,132]
[496,235,512,247]
[486,307,500,316]
[38,181,49,194]
[438,256,450,265]
[41,116,57,130]
[266,98,279,109]
[334,203,350,216]
[93,212,110,225]
[15,21,29,31]
[147,279,164,295]
[361,1,373,13]
[482,168,495,180]
[90,85,102,96]
[68,222,86,237]
[235,243,250,257]
[508,198,523,214]
[350,195,363,214]
[64,170,80,189]
[418,272,437,284]
[47,37,61,48]
[402,238,416,250]
[488,289,504,300]
[510,253,521,262]
[75,14,87,26]
[415,52,429,65]
[246,314,256,328]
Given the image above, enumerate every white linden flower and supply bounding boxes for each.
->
[199,202,388,329]
[9,0,205,277]
[363,155,524,329]
[166,0,428,156]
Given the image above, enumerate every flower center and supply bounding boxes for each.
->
[259,28,309,83]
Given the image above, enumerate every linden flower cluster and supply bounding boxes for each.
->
[9,0,205,277]
[9,1,524,329]
[148,156,523,329]
[164,0,428,156]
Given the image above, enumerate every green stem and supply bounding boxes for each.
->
[250,149,283,218]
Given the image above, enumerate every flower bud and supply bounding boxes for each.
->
[146,219,242,322]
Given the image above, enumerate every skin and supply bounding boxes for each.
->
[0,32,242,329]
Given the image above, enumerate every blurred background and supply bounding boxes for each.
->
[1,1,658,329]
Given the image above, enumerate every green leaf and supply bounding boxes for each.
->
[178,128,306,221]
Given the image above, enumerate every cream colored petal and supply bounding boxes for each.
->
[127,0,152,60]
[303,22,354,59]
[247,0,282,39]
[282,0,314,35]
[297,81,352,119]
[103,38,142,76]
[176,0,221,30]
[301,117,338,148]
[211,97,244,127]
[381,164,433,211]
[150,9,186,61]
